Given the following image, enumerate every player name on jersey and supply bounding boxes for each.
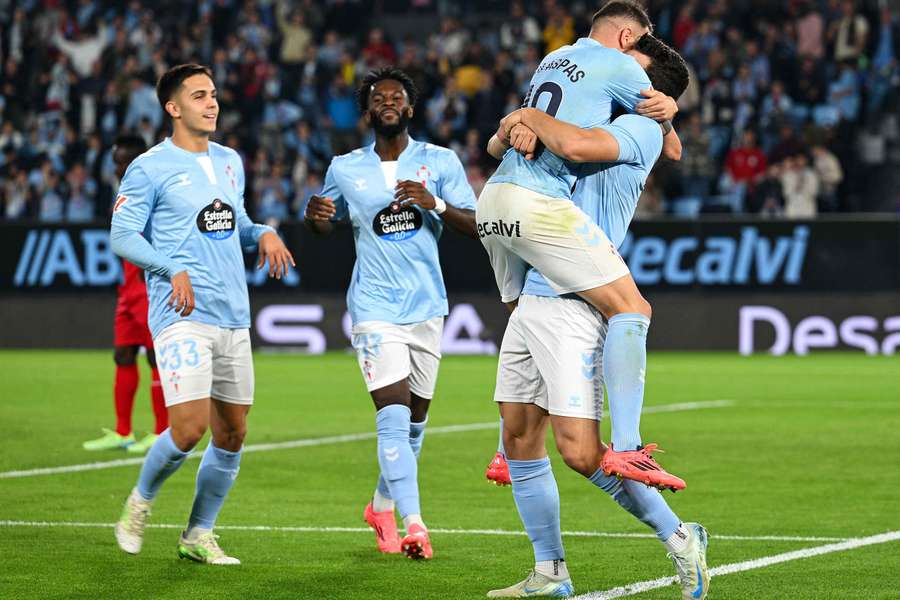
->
[534,57,586,83]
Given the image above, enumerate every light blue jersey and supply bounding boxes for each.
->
[523,114,663,297]
[489,37,651,199]
[322,138,476,325]
[111,138,273,338]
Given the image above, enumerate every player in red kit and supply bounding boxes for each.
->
[83,135,168,454]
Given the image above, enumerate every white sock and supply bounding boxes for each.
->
[372,489,394,513]
[402,514,425,532]
[183,526,212,542]
[664,523,691,554]
[130,487,152,506]
[535,559,569,580]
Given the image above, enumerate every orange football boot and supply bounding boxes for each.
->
[485,452,511,486]
[363,502,401,553]
[400,524,433,560]
[600,444,686,491]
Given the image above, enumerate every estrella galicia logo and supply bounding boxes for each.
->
[197,199,235,240]
[373,201,421,242]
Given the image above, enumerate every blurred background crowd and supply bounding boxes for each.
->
[1,0,899,224]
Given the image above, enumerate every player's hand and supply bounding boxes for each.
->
[168,271,195,317]
[257,231,296,280]
[498,109,526,143]
[510,123,538,160]
[304,195,336,221]
[395,180,435,210]
[637,89,678,122]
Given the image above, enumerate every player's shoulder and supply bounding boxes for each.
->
[328,145,371,171]
[208,141,243,165]
[611,114,663,165]
[413,139,461,166]
[614,114,662,138]
[127,141,170,175]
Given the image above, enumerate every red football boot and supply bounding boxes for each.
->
[363,502,401,553]
[400,524,433,560]
[600,444,686,491]
[485,452,511,486]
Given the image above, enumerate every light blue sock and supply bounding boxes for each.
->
[604,313,651,451]
[497,416,505,456]
[136,429,189,501]
[508,458,564,561]
[588,468,680,540]
[376,405,419,518]
[376,418,427,500]
[188,443,242,530]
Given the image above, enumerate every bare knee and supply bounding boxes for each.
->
[502,425,544,460]
[212,424,246,452]
[556,441,601,478]
[171,421,207,451]
[636,296,652,319]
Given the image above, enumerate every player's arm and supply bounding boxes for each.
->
[394,180,478,239]
[662,126,682,161]
[304,161,346,236]
[503,107,619,163]
[110,164,194,316]
[401,149,478,239]
[487,133,508,160]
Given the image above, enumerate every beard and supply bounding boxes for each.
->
[370,109,410,138]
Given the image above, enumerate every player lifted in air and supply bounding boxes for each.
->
[484,37,709,600]
[304,67,478,560]
[111,64,294,564]
[478,0,683,492]
[83,135,168,455]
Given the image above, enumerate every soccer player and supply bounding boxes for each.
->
[111,64,294,565]
[304,67,477,560]
[83,135,168,455]
[477,0,683,490]
[485,38,709,600]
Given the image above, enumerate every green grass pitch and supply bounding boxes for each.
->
[1,350,898,599]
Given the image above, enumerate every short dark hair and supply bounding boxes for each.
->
[156,63,214,111]
[113,134,147,156]
[636,34,690,99]
[356,67,419,113]
[592,0,652,30]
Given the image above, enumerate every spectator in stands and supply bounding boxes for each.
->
[542,1,575,53]
[255,160,292,224]
[831,0,869,63]
[781,154,820,217]
[811,144,844,212]
[64,162,97,222]
[721,129,768,210]
[796,1,825,60]
[500,1,542,58]
[3,168,29,220]
[827,60,862,123]
[747,164,785,216]
[38,170,65,223]
[362,27,396,69]
[0,0,898,221]
[678,112,715,204]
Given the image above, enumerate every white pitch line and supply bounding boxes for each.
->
[0,400,733,480]
[0,520,845,544]
[572,530,900,600]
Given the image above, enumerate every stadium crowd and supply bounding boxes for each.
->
[0,0,898,223]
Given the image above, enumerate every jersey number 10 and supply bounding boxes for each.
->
[522,82,564,118]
